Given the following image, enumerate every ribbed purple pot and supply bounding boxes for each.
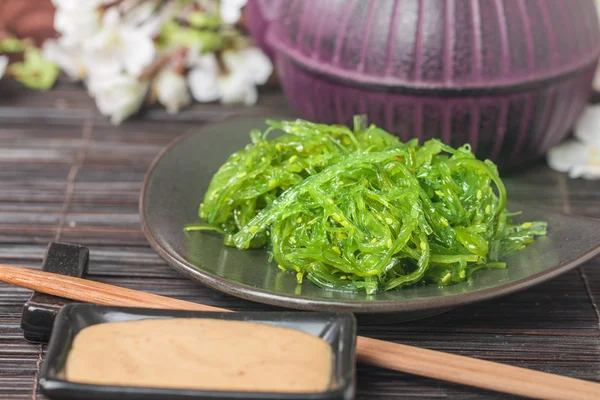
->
[244,0,281,61]
[266,0,600,167]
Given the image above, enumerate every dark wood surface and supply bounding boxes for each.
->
[0,79,598,399]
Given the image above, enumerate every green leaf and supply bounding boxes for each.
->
[188,11,222,29]
[158,21,224,52]
[9,48,58,90]
[0,37,26,53]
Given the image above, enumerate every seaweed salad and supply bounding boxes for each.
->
[185,116,547,294]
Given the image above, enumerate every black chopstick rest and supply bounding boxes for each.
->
[21,242,89,343]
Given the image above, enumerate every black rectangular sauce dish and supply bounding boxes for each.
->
[39,304,357,400]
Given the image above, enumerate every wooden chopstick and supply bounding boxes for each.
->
[1,264,598,400]
[0,264,227,312]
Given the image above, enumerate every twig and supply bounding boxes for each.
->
[138,46,188,81]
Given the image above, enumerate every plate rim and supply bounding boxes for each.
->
[139,116,600,313]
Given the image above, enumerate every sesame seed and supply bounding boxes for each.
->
[289,237,297,244]
[385,217,393,225]
[327,198,335,205]
[288,155,298,163]
[485,205,491,214]
[476,190,482,200]
[249,226,259,233]
[332,246,341,255]
[420,242,427,251]
[521,222,532,229]
[296,217,303,223]
[386,239,393,248]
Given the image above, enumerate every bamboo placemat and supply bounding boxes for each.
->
[0,79,598,399]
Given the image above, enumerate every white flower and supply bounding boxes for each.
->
[83,8,156,77]
[547,105,600,179]
[87,71,148,124]
[219,69,258,104]
[120,0,173,38]
[51,0,108,46]
[220,0,248,24]
[222,47,272,86]
[42,38,86,80]
[187,47,272,105]
[0,56,8,80]
[187,52,221,102]
[573,104,600,147]
[219,47,272,105]
[120,0,157,25]
[154,68,191,114]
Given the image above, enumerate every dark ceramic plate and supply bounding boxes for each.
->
[39,304,356,400]
[140,117,600,315]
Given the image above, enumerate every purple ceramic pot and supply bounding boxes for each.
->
[244,0,281,61]
[266,0,600,167]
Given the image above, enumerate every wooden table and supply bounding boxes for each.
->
[0,80,598,399]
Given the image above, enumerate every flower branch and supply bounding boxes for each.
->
[0,0,273,124]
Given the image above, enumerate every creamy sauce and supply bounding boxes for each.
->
[64,318,333,393]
